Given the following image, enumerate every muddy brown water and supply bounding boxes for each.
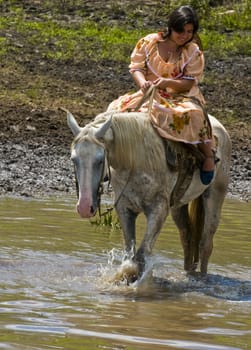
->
[0,196,250,350]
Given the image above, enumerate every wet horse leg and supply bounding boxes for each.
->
[115,206,138,257]
[171,204,195,271]
[110,205,140,283]
[135,199,169,275]
[199,186,226,274]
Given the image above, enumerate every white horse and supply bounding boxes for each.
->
[66,110,231,281]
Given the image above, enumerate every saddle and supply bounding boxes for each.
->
[166,139,219,206]
[165,141,202,206]
[135,86,219,204]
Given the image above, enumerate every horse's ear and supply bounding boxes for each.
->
[95,116,113,142]
[64,109,81,136]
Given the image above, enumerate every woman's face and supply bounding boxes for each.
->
[170,23,194,46]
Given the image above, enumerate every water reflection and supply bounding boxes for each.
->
[0,196,250,350]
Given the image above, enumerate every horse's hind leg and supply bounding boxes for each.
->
[172,187,226,275]
[199,185,227,274]
[171,204,197,272]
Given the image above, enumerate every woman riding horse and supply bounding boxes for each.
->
[66,5,231,281]
[107,5,215,185]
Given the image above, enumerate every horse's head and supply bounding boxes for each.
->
[67,110,112,218]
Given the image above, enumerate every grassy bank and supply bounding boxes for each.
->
[0,0,250,63]
[0,0,250,128]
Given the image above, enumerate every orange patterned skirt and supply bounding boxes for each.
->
[107,88,212,145]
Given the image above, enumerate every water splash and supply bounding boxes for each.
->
[96,250,251,302]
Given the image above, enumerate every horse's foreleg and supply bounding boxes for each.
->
[135,200,169,275]
[116,206,137,257]
[113,205,139,283]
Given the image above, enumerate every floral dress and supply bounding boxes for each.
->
[107,32,212,145]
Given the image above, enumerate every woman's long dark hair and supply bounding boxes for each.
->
[162,5,202,48]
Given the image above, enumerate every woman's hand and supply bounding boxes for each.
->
[153,77,194,93]
[153,78,170,90]
[131,71,153,94]
[140,80,153,93]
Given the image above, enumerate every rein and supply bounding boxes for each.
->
[97,149,133,221]
[134,85,156,113]
[96,148,111,217]
[95,87,211,222]
[97,149,113,218]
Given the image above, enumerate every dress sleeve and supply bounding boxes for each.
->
[180,43,205,82]
[129,34,156,75]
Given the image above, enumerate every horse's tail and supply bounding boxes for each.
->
[188,195,204,270]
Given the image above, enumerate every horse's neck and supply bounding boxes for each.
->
[108,113,167,173]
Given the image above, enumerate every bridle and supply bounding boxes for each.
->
[97,149,112,218]
[72,114,135,222]
[95,148,132,222]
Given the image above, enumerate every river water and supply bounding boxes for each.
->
[0,196,250,350]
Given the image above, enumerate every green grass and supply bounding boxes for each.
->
[0,0,250,63]
[0,14,145,62]
[201,30,251,57]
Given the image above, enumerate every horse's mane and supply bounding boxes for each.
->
[108,112,166,172]
[72,111,166,173]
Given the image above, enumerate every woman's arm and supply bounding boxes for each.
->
[131,70,153,93]
[132,72,194,94]
[153,77,194,93]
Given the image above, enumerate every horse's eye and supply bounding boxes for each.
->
[71,156,76,163]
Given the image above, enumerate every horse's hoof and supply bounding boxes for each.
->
[111,260,139,285]
[184,261,198,272]
[125,274,138,285]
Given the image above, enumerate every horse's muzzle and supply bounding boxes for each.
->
[76,201,97,218]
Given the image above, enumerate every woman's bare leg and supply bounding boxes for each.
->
[198,142,215,171]
[198,142,215,185]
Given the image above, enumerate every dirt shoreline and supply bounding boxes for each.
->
[0,122,250,202]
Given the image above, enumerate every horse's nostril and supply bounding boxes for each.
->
[90,206,94,214]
